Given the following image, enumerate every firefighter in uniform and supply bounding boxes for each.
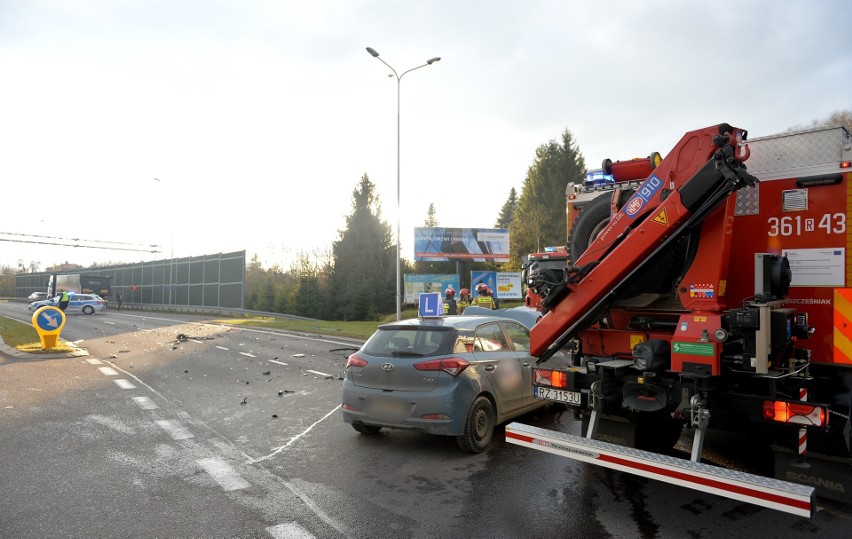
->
[442,287,458,315]
[457,288,472,313]
[470,283,495,309]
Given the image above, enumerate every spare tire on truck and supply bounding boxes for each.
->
[568,190,688,299]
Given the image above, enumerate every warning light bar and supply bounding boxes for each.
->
[762,400,827,427]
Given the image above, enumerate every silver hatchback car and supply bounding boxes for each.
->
[342,315,562,452]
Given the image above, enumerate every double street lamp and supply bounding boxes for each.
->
[365,47,441,321]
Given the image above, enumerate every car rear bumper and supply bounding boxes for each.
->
[341,379,475,436]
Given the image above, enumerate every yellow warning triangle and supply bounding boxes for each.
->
[652,209,668,226]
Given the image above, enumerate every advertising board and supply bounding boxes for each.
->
[404,274,460,304]
[414,228,509,262]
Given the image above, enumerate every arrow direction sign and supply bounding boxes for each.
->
[31,306,66,349]
[41,312,59,329]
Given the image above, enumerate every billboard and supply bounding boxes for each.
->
[471,271,523,299]
[414,228,510,262]
[404,274,460,304]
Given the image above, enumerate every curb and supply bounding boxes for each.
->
[0,337,89,360]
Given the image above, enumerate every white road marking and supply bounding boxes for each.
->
[86,358,103,365]
[113,379,137,390]
[132,396,159,410]
[103,321,116,325]
[250,405,340,463]
[72,339,84,344]
[189,339,203,343]
[105,362,168,401]
[306,370,331,378]
[215,345,229,351]
[266,522,315,539]
[268,360,288,366]
[156,419,194,440]
[87,414,134,434]
[98,366,119,376]
[239,352,256,358]
[196,457,250,491]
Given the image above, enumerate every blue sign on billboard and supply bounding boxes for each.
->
[414,228,509,262]
[404,274,460,304]
[471,271,496,298]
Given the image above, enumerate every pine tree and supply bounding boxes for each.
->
[495,188,518,229]
[510,130,585,265]
[328,174,395,320]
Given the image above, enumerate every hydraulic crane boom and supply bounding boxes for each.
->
[530,123,757,360]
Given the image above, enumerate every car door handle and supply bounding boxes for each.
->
[484,365,496,372]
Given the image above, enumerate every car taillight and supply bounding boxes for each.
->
[346,353,368,369]
[534,368,568,388]
[414,357,470,376]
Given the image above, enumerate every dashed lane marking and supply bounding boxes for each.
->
[189,339,203,343]
[98,366,119,376]
[132,396,159,410]
[239,352,256,358]
[86,358,103,365]
[269,360,288,366]
[196,457,250,491]
[156,419,194,440]
[103,321,116,325]
[215,345,229,351]
[266,522,315,539]
[114,379,137,390]
[306,370,331,378]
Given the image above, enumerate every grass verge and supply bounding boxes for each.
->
[0,315,75,354]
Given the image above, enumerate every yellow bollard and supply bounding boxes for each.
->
[32,306,66,350]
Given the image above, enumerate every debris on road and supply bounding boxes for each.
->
[291,353,305,358]
[241,397,247,405]
[262,371,271,375]
[272,414,278,418]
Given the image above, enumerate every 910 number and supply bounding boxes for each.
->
[767,213,846,237]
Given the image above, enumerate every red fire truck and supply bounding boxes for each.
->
[508,123,852,517]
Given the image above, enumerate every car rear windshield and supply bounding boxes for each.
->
[362,327,457,358]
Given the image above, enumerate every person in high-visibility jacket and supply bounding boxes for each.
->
[470,283,495,309]
[442,287,458,315]
[457,288,472,313]
[58,289,70,312]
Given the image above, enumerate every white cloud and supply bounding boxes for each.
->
[2,0,850,271]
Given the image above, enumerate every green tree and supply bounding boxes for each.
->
[510,129,585,266]
[424,203,439,227]
[495,187,518,229]
[328,174,395,320]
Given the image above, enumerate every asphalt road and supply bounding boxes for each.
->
[1,302,851,538]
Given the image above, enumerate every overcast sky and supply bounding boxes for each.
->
[2,0,850,271]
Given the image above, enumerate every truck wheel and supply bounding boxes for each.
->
[569,190,687,297]
[457,396,495,453]
[352,421,382,435]
[568,190,633,260]
[83,305,95,315]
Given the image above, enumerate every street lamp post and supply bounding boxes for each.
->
[365,47,440,321]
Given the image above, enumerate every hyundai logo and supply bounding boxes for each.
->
[382,363,395,372]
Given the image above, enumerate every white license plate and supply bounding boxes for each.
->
[535,386,581,405]
[368,399,409,419]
